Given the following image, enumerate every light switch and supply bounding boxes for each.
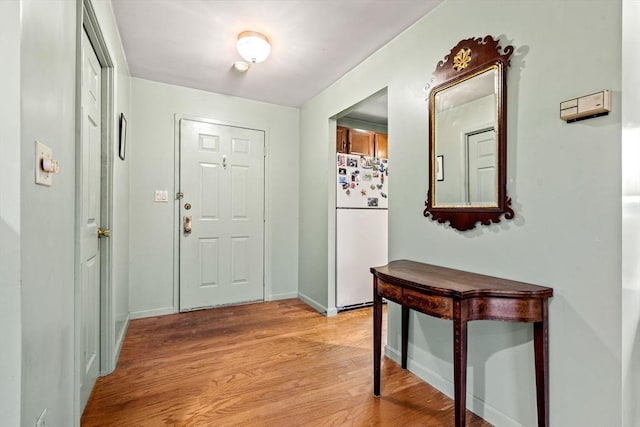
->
[35,141,54,186]
[154,190,169,202]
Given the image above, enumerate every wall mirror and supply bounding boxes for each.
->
[424,35,514,231]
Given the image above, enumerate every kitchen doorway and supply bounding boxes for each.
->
[333,88,389,311]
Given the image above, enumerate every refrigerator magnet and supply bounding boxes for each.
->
[337,154,346,166]
[347,157,358,167]
[381,192,387,198]
[338,167,347,175]
[361,189,367,196]
[367,197,379,207]
[338,176,347,184]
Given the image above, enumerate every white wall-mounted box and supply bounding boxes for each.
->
[560,90,610,122]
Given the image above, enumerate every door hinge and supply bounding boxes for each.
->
[176,192,184,200]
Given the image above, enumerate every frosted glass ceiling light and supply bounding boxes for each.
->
[236,31,271,64]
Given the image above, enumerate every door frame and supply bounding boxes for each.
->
[173,115,269,312]
[74,0,115,422]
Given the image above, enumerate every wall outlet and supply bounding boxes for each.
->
[35,408,46,427]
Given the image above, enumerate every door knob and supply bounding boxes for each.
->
[183,216,192,233]
[97,228,111,238]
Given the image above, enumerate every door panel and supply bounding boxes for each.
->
[79,29,101,410]
[180,119,265,311]
[200,163,220,218]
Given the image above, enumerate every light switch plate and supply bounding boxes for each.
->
[35,141,53,186]
[154,190,169,202]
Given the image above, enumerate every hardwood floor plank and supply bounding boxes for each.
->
[82,299,491,426]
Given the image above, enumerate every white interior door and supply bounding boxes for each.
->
[179,119,265,311]
[466,128,496,205]
[79,29,101,410]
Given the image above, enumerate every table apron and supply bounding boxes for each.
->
[376,280,545,323]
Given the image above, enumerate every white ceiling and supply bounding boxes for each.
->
[111,0,443,108]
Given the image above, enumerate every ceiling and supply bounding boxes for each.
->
[342,92,389,125]
[111,0,443,108]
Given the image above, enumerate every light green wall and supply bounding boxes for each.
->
[0,1,21,425]
[129,78,300,317]
[299,0,623,425]
[336,117,388,134]
[20,1,78,424]
[621,0,640,425]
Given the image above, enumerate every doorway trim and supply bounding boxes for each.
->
[172,114,270,312]
[74,0,115,422]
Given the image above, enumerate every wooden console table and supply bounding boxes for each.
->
[371,260,553,427]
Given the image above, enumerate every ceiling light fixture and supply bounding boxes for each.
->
[236,31,271,64]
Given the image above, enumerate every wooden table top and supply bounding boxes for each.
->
[371,259,553,299]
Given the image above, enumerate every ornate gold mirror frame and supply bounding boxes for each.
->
[424,35,514,231]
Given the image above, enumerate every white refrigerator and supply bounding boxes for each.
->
[336,153,388,309]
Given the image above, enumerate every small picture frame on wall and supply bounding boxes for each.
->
[119,113,127,161]
[436,155,444,181]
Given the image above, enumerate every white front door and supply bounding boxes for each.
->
[179,119,265,311]
[466,128,496,205]
[79,29,101,410]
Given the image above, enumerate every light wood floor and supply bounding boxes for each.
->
[82,299,491,426]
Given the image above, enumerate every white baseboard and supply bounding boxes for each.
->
[267,291,298,301]
[113,314,129,364]
[298,292,337,317]
[129,306,175,319]
[384,345,523,427]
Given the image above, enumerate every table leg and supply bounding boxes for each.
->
[453,304,468,427]
[401,306,409,369]
[534,299,549,427]
[373,277,382,396]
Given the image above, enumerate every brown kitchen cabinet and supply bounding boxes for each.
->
[348,129,375,156]
[337,126,388,158]
[336,126,348,153]
[374,133,388,158]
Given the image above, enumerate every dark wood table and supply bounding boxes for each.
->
[371,260,553,427]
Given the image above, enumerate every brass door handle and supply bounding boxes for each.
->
[97,228,111,238]
[183,216,192,233]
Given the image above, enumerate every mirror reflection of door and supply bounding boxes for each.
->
[466,128,496,205]
[433,68,498,207]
